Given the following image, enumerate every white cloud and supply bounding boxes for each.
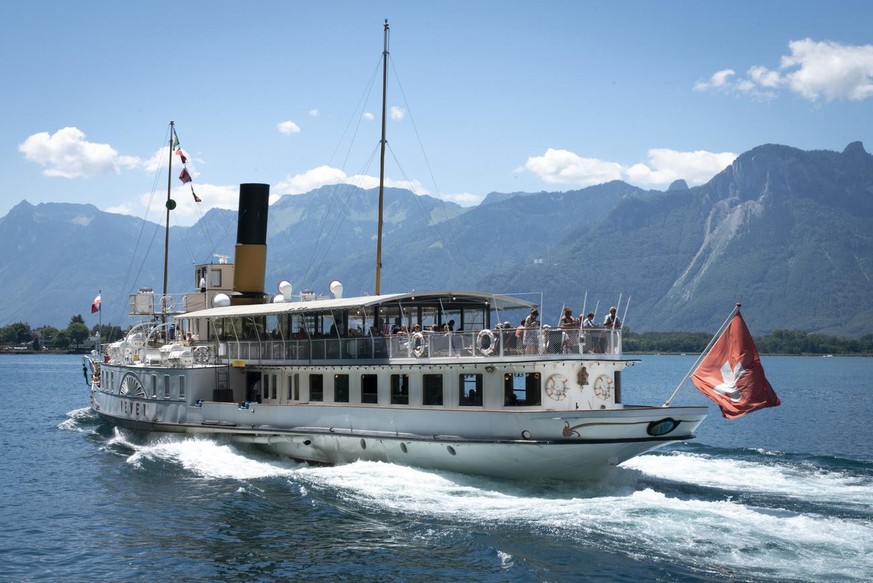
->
[693,69,736,91]
[275,166,349,194]
[277,120,301,135]
[274,165,428,196]
[519,147,736,189]
[695,38,873,102]
[105,203,135,216]
[135,146,199,181]
[389,106,406,121]
[132,182,238,224]
[624,149,737,186]
[438,191,482,206]
[518,148,623,186]
[748,65,781,88]
[309,109,319,117]
[781,38,873,101]
[363,112,375,121]
[18,127,126,178]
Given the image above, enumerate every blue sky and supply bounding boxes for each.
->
[3,1,872,225]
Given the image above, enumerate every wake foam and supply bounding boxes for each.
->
[623,450,873,508]
[81,431,873,581]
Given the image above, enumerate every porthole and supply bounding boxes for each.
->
[400,443,408,453]
[521,430,532,440]
[647,418,679,437]
[360,439,367,450]
[447,446,456,456]
[303,439,312,446]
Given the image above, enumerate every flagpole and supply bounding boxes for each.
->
[97,288,102,353]
[162,121,174,325]
[662,303,742,407]
[374,19,389,295]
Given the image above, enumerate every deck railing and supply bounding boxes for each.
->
[219,327,621,364]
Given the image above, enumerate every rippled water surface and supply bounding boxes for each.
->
[1,354,871,582]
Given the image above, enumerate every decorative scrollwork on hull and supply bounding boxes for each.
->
[119,372,146,397]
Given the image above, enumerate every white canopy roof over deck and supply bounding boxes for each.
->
[181,291,535,320]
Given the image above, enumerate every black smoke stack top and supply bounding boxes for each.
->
[232,183,270,305]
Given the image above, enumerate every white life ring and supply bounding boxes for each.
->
[477,329,496,355]
[593,374,614,400]
[411,332,427,358]
[545,373,569,400]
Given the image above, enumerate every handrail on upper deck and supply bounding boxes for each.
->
[219,326,622,363]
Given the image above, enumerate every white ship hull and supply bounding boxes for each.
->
[89,359,706,481]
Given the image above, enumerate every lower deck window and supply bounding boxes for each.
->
[423,374,443,406]
[288,373,300,401]
[334,374,349,403]
[503,372,541,406]
[361,374,378,404]
[391,374,409,405]
[459,374,482,406]
[310,374,324,402]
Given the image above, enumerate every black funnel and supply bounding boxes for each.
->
[232,183,269,304]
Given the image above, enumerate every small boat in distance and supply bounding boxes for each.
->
[83,22,708,481]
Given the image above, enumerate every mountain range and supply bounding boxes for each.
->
[2,142,871,337]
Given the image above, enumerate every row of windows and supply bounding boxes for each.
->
[103,370,185,399]
[256,372,542,407]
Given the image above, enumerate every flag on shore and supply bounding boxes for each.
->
[91,294,102,314]
[691,312,780,419]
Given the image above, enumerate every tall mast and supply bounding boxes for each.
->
[162,121,174,322]
[375,19,389,295]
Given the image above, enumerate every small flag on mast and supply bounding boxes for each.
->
[191,185,201,203]
[179,168,192,184]
[91,294,102,314]
[691,311,780,419]
[175,147,188,164]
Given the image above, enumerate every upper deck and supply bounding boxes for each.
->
[169,290,623,366]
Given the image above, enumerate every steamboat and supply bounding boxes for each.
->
[84,23,706,481]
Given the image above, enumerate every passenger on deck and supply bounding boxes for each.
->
[604,307,621,329]
[560,307,576,328]
[560,307,578,353]
[581,312,596,352]
[523,308,539,354]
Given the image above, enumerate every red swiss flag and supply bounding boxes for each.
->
[691,312,780,419]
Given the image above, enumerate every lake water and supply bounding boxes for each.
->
[1,354,870,582]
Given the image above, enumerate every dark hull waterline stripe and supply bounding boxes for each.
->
[97,412,695,446]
